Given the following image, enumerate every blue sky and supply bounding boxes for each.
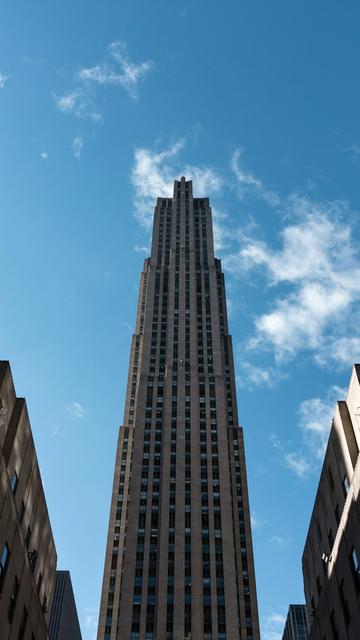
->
[1,1,360,638]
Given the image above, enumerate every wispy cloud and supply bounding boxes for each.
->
[40,152,48,160]
[298,384,347,458]
[131,139,222,227]
[236,360,285,389]
[231,148,280,206]
[72,135,83,160]
[0,73,8,88]
[78,41,153,100]
[50,425,63,438]
[53,90,102,122]
[315,336,360,369]
[54,40,152,123]
[134,244,150,253]
[270,434,311,478]
[283,452,310,477]
[83,607,98,640]
[120,321,133,331]
[262,611,287,640]
[269,535,289,547]
[251,510,268,530]
[270,384,346,478]
[66,401,85,419]
[339,142,360,161]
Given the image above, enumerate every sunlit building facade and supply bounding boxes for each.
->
[302,364,360,639]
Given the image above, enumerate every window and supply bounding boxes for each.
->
[350,546,360,591]
[0,543,10,590]
[343,474,350,496]
[10,471,18,494]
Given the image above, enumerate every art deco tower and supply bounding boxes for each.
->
[97,178,259,640]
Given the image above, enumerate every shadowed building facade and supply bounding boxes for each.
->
[302,364,360,639]
[282,605,308,640]
[49,570,82,640]
[97,178,259,640]
[0,361,57,639]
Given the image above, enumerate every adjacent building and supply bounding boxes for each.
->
[302,364,360,639]
[97,178,259,640]
[282,604,308,640]
[0,360,57,639]
[49,570,82,640]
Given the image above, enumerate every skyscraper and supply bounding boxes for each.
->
[97,178,259,640]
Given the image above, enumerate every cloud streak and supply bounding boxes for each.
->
[231,148,280,206]
[54,41,153,123]
[66,401,85,419]
[78,41,153,100]
[72,135,84,160]
[0,73,8,88]
[53,90,102,122]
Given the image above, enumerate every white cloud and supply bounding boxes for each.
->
[72,135,83,160]
[131,140,222,227]
[77,41,153,100]
[236,361,285,389]
[0,73,8,88]
[66,401,85,419]
[298,385,346,457]
[53,90,102,122]
[40,152,48,160]
[224,198,360,365]
[262,611,287,640]
[316,336,360,368]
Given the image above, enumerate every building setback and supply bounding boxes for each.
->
[0,360,57,639]
[97,178,259,640]
[282,604,308,640]
[302,364,360,639]
[49,570,82,640]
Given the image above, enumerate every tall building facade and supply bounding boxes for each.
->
[0,360,57,639]
[49,570,82,640]
[97,178,259,640]
[282,605,308,640]
[302,364,360,639]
